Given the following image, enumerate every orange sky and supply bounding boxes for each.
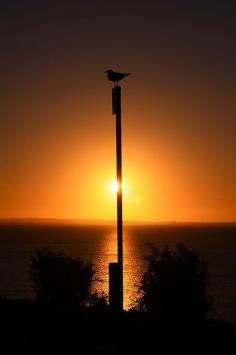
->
[1,2,235,222]
[1,81,235,222]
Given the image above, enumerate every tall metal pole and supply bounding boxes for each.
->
[109,85,123,311]
[115,86,123,270]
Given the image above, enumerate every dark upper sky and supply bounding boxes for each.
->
[0,1,236,221]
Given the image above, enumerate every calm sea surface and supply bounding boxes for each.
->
[0,223,235,322]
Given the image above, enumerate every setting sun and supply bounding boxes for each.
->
[109,180,119,193]
[109,180,125,194]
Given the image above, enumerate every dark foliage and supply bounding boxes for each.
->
[30,248,95,309]
[136,243,213,322]
[88,291,109,312]
[0,298,235,354]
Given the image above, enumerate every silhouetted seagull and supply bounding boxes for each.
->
[105,69,130,86]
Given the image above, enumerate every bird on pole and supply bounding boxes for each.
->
[105,69,130,86]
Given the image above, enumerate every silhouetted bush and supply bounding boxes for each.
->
[88,291,109,312]
[135,243,213,322]
[30,248,95,309]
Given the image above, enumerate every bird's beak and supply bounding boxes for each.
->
[104,70,108,73]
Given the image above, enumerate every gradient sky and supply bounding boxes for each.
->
[0,1,235,222]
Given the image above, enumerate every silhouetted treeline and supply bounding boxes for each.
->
[0,243,235,354]
[29,244,213,322]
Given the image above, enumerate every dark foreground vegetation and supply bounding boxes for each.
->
[0,245,235,354]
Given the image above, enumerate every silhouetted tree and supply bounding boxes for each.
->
[30,248,95,309]
[135,243,213,322]
[88,291,109,312]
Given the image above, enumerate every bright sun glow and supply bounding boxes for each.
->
[109,180,125,193]
[109,180,119,193]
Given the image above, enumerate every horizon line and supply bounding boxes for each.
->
[0,217,235,226]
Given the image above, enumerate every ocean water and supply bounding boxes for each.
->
[0,223,235,322]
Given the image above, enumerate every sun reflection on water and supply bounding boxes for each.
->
[92,228,142,309]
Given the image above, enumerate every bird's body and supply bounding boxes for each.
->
[105,69,130,85]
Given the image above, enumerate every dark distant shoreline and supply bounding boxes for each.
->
[0,218,235,227]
